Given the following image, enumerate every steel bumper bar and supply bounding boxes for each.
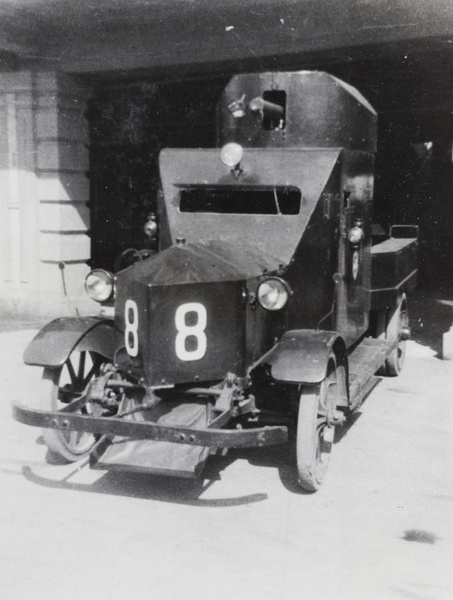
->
[12,403,288,449]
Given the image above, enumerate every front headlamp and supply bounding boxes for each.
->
[257,277,291,311]
[85,269,114,302]
[347,225,365,245]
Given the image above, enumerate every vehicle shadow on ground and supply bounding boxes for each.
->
[238,408,364,495]
[410,288,453,357]
[21,460,269,507]
[21,444,309,500]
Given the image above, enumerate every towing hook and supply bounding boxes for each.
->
[327,409,346,428]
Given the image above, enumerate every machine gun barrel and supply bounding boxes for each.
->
[249,96,284,119]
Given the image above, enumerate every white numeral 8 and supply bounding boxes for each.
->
[125,299,139,357]
[175,302,207,361]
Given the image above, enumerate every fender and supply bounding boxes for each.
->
[23,317,118,368]
[252,329,347,384]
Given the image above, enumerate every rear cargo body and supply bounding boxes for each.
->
[371,236,418,309]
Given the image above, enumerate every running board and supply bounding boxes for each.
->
[348,338,395,410]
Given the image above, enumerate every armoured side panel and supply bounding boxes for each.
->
[336,151,374,346]
[285,161,342,332]
[159,147,342,266]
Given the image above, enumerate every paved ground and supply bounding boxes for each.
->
[1,290,453,600]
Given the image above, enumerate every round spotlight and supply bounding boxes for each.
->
[220,142,244,168]
[257,278,291,311]
[85,269,114,302]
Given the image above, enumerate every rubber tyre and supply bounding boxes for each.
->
[39,351,106,463]
[377,294,408,376]
[296,355,345,492]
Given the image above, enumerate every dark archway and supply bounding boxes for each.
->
[87,77,228,270]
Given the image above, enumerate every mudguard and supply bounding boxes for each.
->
[253,329,347,384]
[23,317,118,368]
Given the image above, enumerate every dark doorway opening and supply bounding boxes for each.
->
[374,117,453,292]
[87,77,228,271]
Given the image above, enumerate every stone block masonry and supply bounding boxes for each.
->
[0,70,98,318]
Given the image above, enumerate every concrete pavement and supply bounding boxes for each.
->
[1,290,453,600]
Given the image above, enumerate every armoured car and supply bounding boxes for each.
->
[13,71,417,491]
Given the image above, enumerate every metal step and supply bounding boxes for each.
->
[348,338,395,410]
[90,400,211,478]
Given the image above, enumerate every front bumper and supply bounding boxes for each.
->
[12,403,288,449]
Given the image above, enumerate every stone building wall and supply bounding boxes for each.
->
[0,70,98,318]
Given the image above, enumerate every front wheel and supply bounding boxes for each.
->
[39,350,107,462]
[296,355,346,492]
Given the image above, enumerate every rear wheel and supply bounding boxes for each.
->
[39,350,107,462]
[377,294,408,376]
[296,355,346,492]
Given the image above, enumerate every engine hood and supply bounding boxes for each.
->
[117,240,284,287]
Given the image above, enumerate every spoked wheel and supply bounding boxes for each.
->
[39,350,107,462]
[296,354,346,492]
[377,294,409,376]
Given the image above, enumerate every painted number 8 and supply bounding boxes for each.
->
[175,302,207,361]
[125,299,139,357]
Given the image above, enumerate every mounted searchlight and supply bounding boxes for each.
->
[220,142,244,169]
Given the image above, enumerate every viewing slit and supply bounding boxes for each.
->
[179,186,301,215]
